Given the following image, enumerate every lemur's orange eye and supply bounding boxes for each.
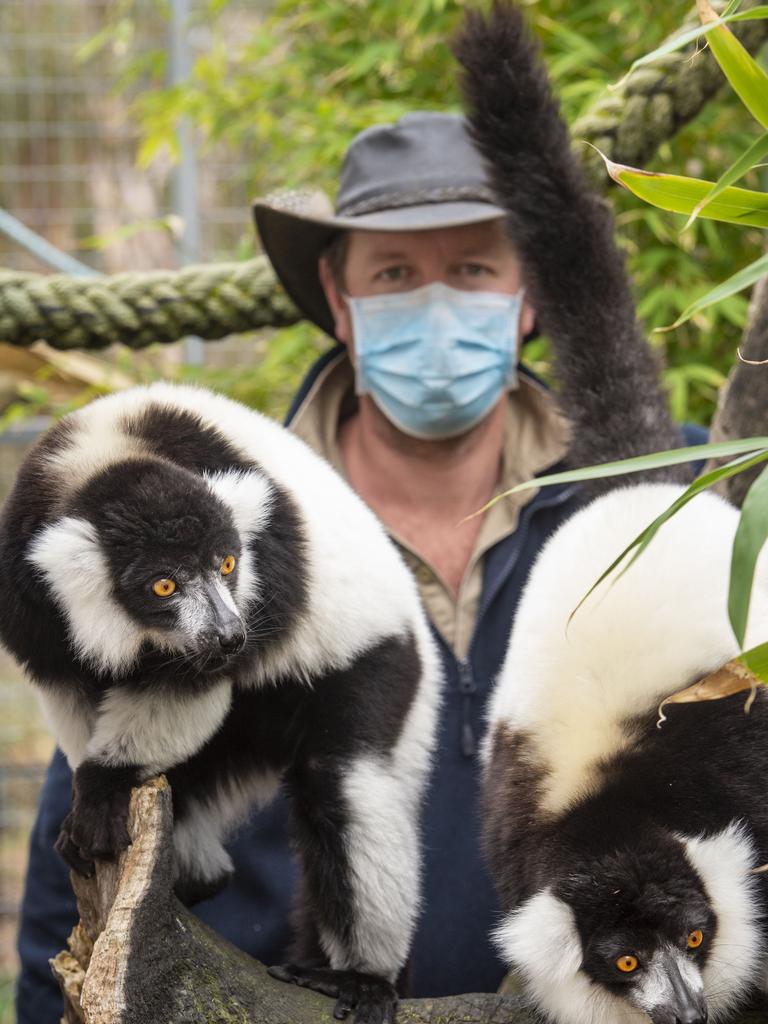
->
[152,578,176,597]
[687,929,703,949]
[221,555,236,576]
[616,955,638,973]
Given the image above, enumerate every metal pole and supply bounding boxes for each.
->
[170,0,205,365]
[0,208,100,278]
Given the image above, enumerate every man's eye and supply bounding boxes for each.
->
[458,262,492,277]
[374,265,410,283]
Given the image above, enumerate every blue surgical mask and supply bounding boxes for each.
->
[346,281,523,440]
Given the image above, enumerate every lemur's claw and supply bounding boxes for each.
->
[268,964,397,1024]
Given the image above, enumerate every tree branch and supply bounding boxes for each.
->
[50,779,542,1024]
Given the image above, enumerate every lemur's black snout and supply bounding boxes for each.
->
[218,627,246,654]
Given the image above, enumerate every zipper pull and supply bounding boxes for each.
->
[458,660,477,758]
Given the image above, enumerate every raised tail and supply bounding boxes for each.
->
[454,2,690,490]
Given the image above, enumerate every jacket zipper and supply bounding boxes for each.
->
[458,659,477,758]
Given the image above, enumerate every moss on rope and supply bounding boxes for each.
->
[1,4,766,353]
[0,257,300,351]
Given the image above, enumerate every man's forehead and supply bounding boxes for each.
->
[347,219,512,260]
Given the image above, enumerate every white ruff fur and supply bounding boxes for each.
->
[28,517,147,675]
[486,483,768,815]
[681,824,766,1020]
[493,890,639,1024]
[85,680,233,774]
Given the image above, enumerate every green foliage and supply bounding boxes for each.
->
[76,0,765,423]
[0,975,13,1024]
[604,0,768,333]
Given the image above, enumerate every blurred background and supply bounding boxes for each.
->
[0,0,765,1019]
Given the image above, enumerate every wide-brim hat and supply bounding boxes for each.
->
[252,112,507,338]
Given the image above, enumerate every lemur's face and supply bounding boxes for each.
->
[579,915,712,1024]
[563,849,714,1024]
[74,459,248,672]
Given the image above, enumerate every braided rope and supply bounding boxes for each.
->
[0,257,299,351]
[576,0,768,185]
[0,5,765,352]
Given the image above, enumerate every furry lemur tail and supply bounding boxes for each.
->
[454,2,691,492]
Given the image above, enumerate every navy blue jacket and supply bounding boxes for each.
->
[14,348,705,1022]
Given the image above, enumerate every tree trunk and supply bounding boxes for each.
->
[704,274,768,507]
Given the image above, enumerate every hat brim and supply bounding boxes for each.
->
[253,199,506,338]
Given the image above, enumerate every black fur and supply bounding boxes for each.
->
[454,2,689,493]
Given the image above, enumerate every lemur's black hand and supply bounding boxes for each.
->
[55,811,96,877]
[269,964,397,1024]
[55,760,137,873]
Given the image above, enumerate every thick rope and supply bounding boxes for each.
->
[0,257,299,351]
[0,5,765,352]
[576,0,768,185]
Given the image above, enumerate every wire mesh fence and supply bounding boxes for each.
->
[0,0,261,276]
[0,1,269,993]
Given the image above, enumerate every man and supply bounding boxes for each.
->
[15,111,605,1020]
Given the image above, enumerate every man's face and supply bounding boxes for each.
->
[319,219,535,349]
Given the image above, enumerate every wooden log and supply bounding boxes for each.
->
[49,779,544,1024]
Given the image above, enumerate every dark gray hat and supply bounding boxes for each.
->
[252,112,505,338]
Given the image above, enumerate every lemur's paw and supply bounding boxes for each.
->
[268,964,397,1024]
[174,870,233,907]
[54,812,95,877]
[67,787,133,864]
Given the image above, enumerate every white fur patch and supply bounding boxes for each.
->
[334,755,423,980]
[486,484,768,815]
[204,468,273,608]
[43,385,152,491]
[27,517,145,676]
[492,890,632,1024]
[35,686,94,769]
[173,769,280,883]
[682,823,766,1019]
[86,680,232,774]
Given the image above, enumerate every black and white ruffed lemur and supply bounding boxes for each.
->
[455,4,768,1023]
[0,383,442,1022]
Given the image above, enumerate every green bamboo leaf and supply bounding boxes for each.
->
[739,641,768,683]
[657,252,768,331]
[728,465,768,646]
[569,450,768,624]
[698,0,768,128]
[600,155,768,228]
[492,438,768,499]
[685,130,768,227]
[616,6,768,83]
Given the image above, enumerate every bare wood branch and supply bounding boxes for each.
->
[50,780,543,1024]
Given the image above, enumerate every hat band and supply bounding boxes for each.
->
[336,183,498,217]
